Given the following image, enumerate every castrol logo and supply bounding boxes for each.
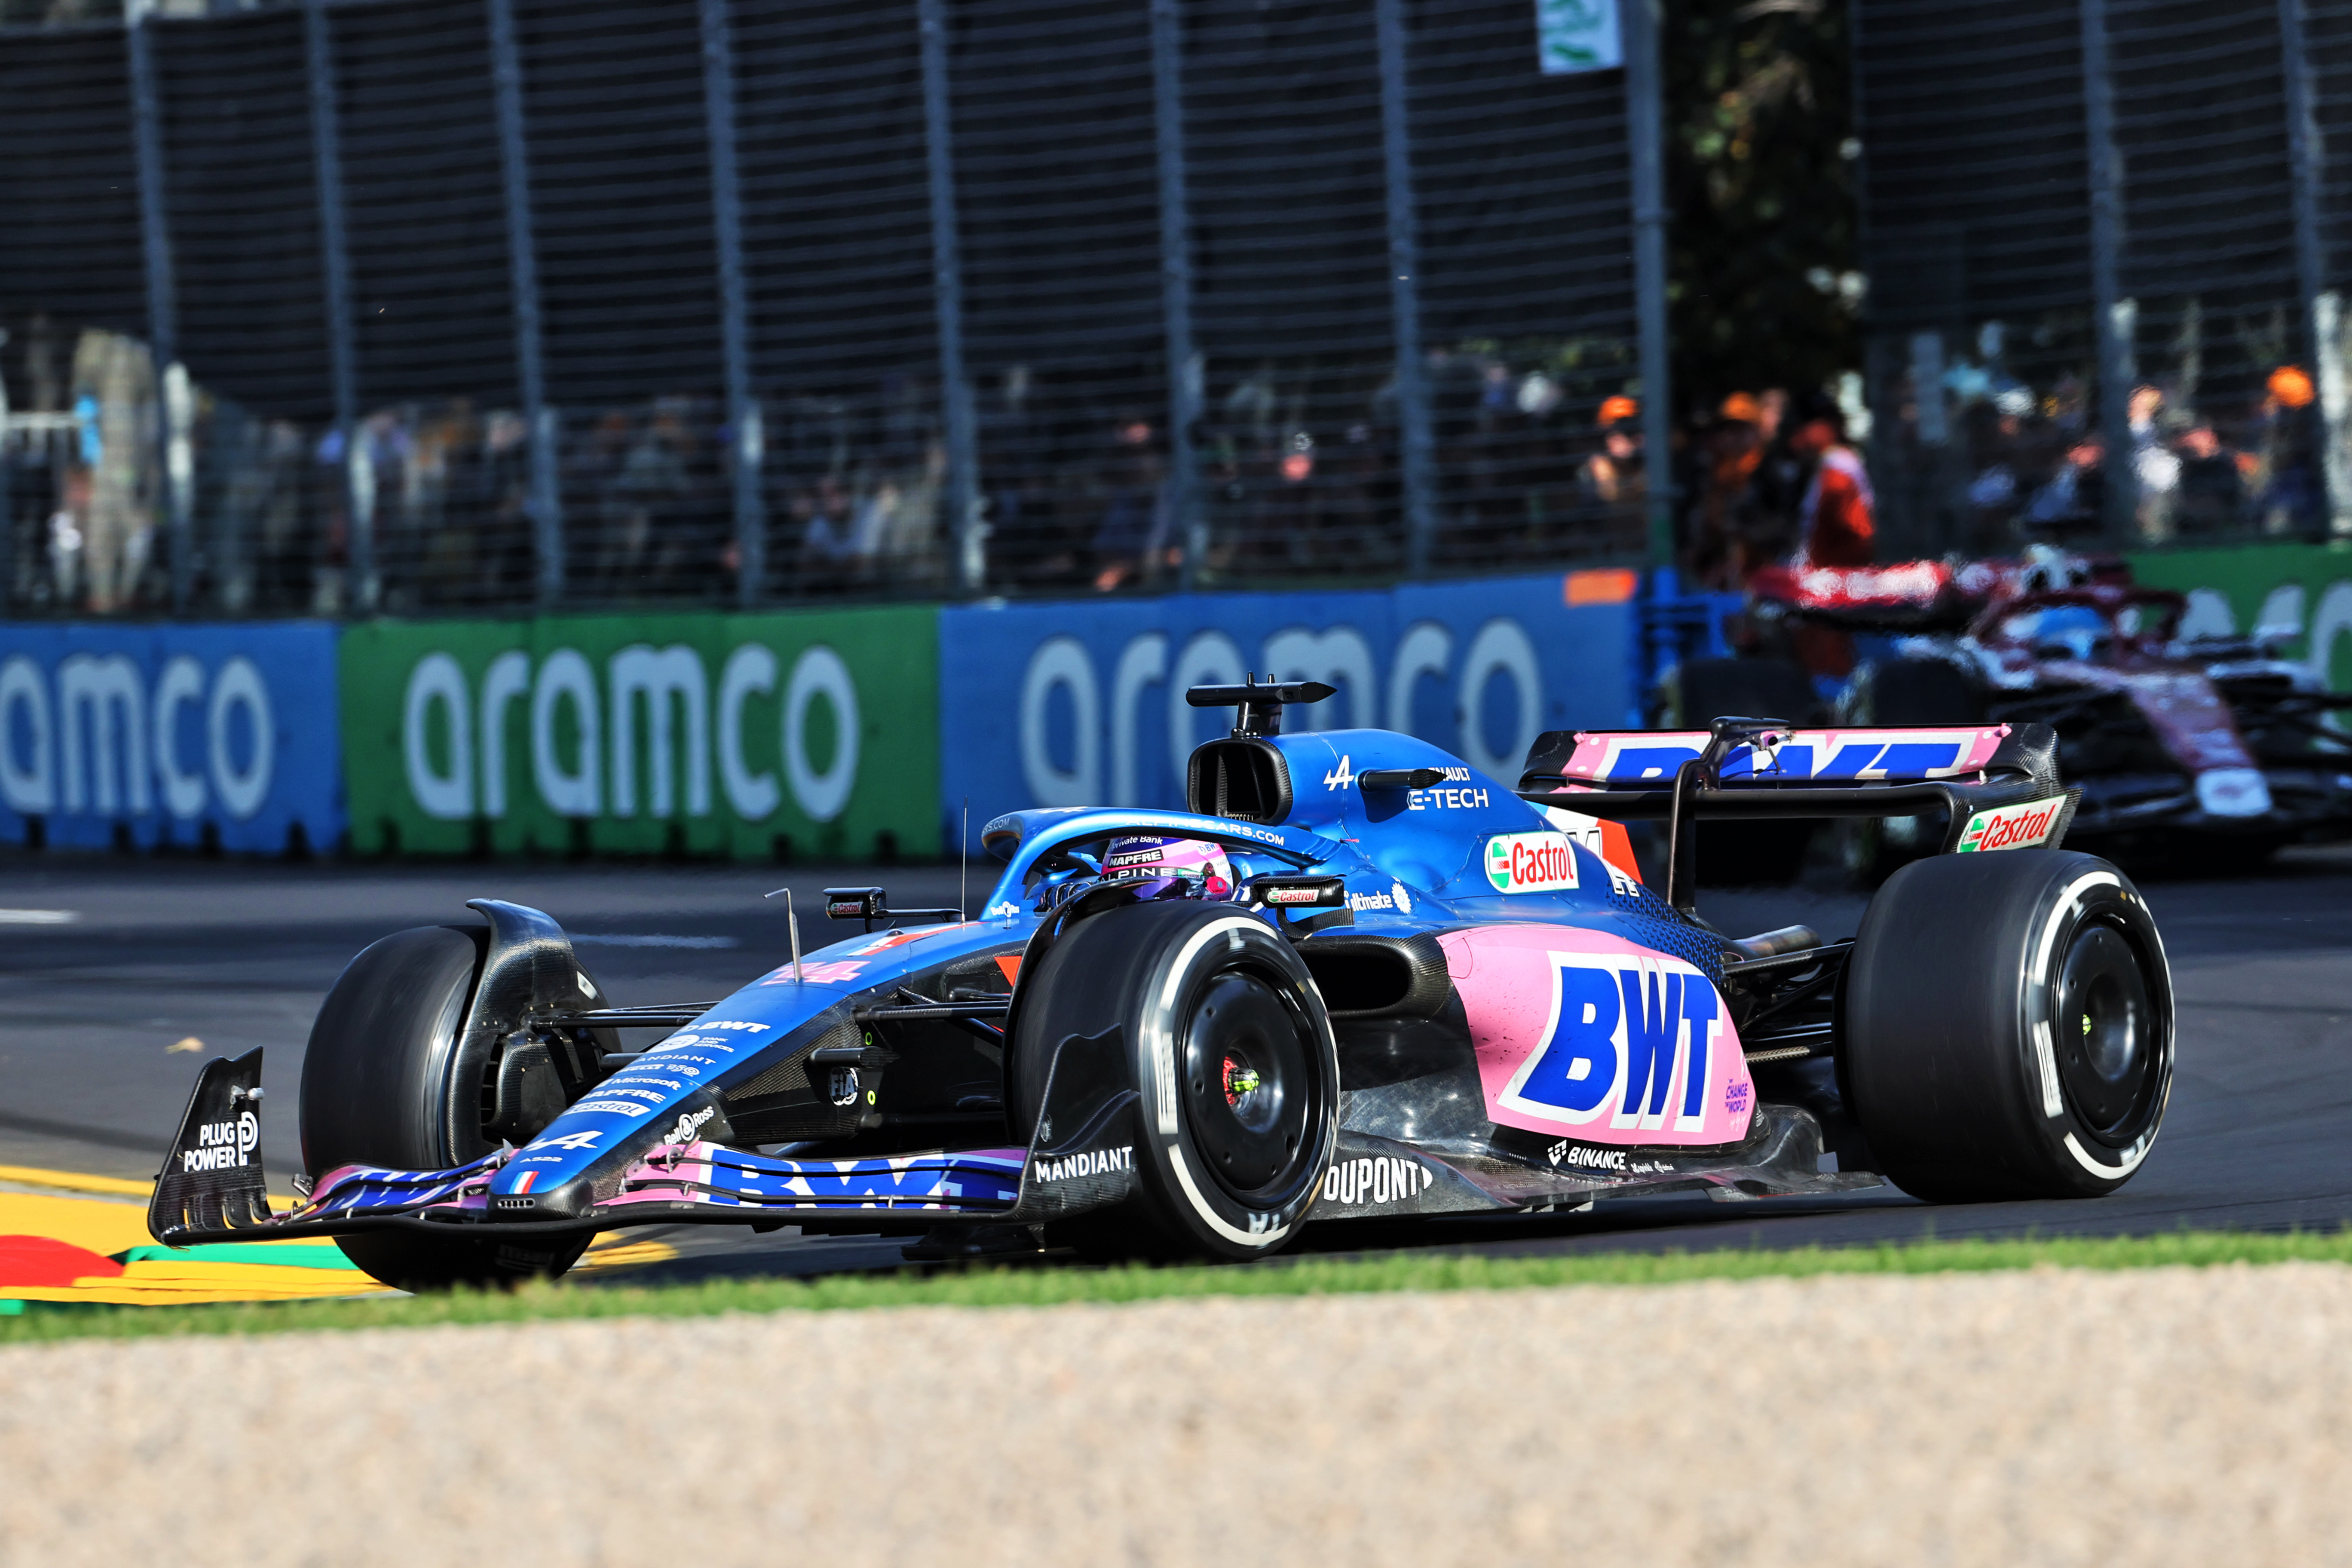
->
[1957,794,2068,853]
[1484,831,1580,893]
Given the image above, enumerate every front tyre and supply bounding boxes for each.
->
[299,925,591,1292]
[1011,900,1338,1261]
[1843,850,2173,1201]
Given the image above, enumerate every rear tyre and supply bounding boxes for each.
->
[1676,657,1822,885]
[299,925,591,1292]
[1011,900,1338,1261]
[1843,850,2173,1201]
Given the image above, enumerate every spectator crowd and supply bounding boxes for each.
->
[1678,384,1878,589]
[3,324,1658,617]
[6,313,2330,622]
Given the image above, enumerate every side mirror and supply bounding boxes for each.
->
[824,887,886,922]
[822,885,962,934]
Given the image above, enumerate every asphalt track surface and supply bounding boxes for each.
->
[1,845,2346,1284]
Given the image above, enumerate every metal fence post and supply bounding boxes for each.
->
[2281,0,2349,536]
[487,0,563,605]
[1375,0,1439,576]
[1151,0,1204,590]
[306,0,371,612]
[2079,0,2138,540]
[0,353,11,615]
[700,0,767,606]
[1622,0,1674,570]
[918,0,983,594]
[127,0,193,613]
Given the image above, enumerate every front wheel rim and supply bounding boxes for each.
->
[1178,966,1319,1206]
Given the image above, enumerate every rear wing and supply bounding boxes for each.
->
[1529,724,2015,788]
[1518,718,2075,912]
[1741,554,2133,630]
[1745,561,1971,629]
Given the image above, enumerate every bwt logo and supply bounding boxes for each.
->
[401,642,859,824]
[1498,954,1728,1134]
[0,653,275,823]
[1014,618,1543,807]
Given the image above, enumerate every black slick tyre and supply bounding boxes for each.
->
[1011,899,1338,1261]
[1842,849,2173,1201]
[298,925,590,1292]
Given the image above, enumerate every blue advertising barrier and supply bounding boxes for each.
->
[939,571,1638,835]
[0,622,344,853]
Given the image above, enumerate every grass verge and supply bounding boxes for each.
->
[1,1229,2347,1346]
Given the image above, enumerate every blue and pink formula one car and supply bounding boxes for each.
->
[152,680,2174,1289]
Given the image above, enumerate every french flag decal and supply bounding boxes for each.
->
[513,1170,538,1194]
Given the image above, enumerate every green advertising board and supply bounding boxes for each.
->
[338,607,939,861]
[2128,540,2352,695]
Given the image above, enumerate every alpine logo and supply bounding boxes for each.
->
[1324,755,1355,790]
[1957,794,2068,853]
[1320,1155,1435,1207]
[181,1110,260,1172]
[1484,831,1579,893]
[528,1129,603,1152]
[1032,1145,1134,1183]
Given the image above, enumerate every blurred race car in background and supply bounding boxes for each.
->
[149,679,2174,1290]
[1664,549,2352,879]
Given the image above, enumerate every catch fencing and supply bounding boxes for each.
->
[0,0,1663,622]
[1855,0,2352,556]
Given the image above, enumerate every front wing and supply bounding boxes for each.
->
[152,1048,1880,1251]
[149,1045,1144,1248]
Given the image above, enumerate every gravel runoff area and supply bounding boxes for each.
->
[3,1265,2347,1566]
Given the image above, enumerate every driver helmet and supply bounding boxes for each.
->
[1098,834,1234,901]
[2032,603,2112,663]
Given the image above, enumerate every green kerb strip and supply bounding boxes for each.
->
[110,1245,364,1270]
[1,1230,2346,1345]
